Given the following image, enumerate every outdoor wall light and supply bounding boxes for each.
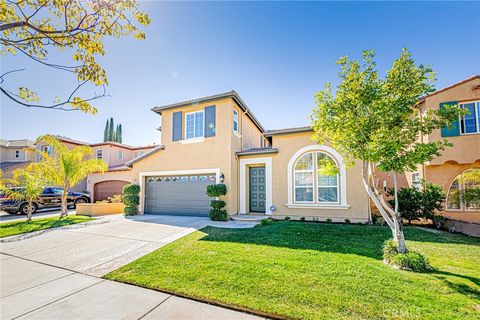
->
[219,173,225,183]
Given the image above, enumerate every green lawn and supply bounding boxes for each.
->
[0,215,93,238]
[105,222,480,320]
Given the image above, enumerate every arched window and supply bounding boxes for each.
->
[293,151,339,204]
[446,169,480,211]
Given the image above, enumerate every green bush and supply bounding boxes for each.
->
[344,219,351,224]
[259,218,273,226]
[123,184,140,195]
[210,200,226,210]
[326,218,332,223]
[284,216,291,221]
[383,239,430,272]
[391,252,430,272]
[123,194,139,206]
[124,206,137,215]
[209,209,228,221]
[206,184,227,197]
[300,217,306,221]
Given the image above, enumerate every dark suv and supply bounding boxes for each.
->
[0,187,91,215]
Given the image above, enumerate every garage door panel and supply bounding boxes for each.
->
[145,175,215,216]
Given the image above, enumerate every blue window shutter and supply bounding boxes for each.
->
[204,105,216,137]
[440,101,460,137]
[172,111,183,141]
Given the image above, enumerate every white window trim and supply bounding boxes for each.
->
[233,109,239,134]
[185,110,205,140]
[287,145,348,208]
[459,101,480,135]
[96,149,103,159]
[138,168,221,214]
[239,157,273,215]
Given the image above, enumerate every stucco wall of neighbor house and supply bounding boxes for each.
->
[425,161,480,223]
[132,98,239,215]
[239,131,370,222]
[421,77,480,165]
[87,170,133,201]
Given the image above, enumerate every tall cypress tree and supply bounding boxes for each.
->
[117,124,122,143]
[108,118,114,141]
[103,119,109,142]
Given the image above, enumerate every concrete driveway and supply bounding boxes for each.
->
[0,215,262,320]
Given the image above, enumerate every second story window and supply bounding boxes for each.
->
[460,101,480,134]
[412,172,421,190]
[185,111,204,139]
[41,145,53,155]
[233,109,239,134]
[15,150,20,158]
[118,150,123,160]
[96,149,103,159]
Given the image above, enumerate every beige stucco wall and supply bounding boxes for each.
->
[0,147,34,162]
[421,77,480,165]
[131,97,264,215]
[425,161,480,223]
[239,131,370,222]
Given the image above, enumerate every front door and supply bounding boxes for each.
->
[249,166,266,213]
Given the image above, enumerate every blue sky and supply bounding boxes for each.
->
[1,1,479,146]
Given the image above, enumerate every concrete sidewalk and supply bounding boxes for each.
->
[0,215,262,319]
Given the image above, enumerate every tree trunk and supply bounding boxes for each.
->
[26,201,33,222]
[361,161,407,253]
[60,190,68,217]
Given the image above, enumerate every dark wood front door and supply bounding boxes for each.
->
[249,166,266,212]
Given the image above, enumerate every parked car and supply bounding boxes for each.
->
[0,187,91,215]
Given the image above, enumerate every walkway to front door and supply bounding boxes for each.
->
[249,166,266,213]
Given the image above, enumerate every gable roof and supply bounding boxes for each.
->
[125,145,165,167]
[419,75,480,103]
[264,126,312,137]
[151,90,265,133]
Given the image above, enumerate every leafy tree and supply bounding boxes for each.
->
[108,118,114,141]
[117,124,122,143]
[388,187,421,224]
[34,135,107,217]
[0,167,46,221]
[311,49,463,253]
[103,118,122,142]
[1,0,150,113]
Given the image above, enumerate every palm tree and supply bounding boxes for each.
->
[35,135,107,217]
[0,167,46,221]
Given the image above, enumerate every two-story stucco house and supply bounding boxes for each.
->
[36,136,156,201]
[0,139,36,179]
[126,91,370,222]
[406,75,480,224]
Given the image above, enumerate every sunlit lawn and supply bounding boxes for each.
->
[0,215,93,238]
[106,222,480,320]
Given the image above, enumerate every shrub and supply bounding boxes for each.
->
[433,215,453,231]
[108,194,123,203]
[206,184,227,197]
[300,217,306,221]
[210,200,226,210]
[207,184,228,221]
[284,216,290,221]
[259,218,273,226]
[209,209,228,221]
[344,219,351,224]
[123,184,140,195]
[383,239,430,272]
[124,206,137,216]
[326,218,332,223]
[123,194,139,206]
[123,184,140,215]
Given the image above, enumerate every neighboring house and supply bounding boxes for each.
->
[405,75,480,224]
[0,139,35,179]
[36,136,156,201]
[127,91,370,222]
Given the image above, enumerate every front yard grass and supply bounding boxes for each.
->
[105,222,480,320]
[0,215,93,238]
